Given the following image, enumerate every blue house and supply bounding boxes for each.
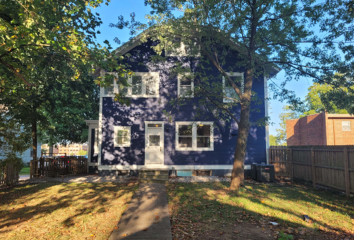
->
[85,34,279,176]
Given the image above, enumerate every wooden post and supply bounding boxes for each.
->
[269,148,272,164]
[311,147,316,188]
[289,148,293,180]
[343,147,350,197]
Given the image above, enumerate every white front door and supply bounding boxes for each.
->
[145,122,164,165]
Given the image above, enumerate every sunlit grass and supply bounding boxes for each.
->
[0,181,138,239]
[167,182,354,238]
[19,167,30,176]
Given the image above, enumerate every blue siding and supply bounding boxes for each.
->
[100,41,267,166]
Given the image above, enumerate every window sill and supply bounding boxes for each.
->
[101,95,159,98]
[175,148,214,151]
[114,145,131,148]
[178,95,194,98]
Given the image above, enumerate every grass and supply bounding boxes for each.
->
[0,181,138,239]
[167,181,354,239]
[19,167,30,176]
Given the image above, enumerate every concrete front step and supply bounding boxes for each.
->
[139,169,169,175]
[139,178,168,184]
[139,173,169,180]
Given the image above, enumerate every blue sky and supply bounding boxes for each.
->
[92,0,312,136]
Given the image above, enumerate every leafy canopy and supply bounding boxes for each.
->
[0,0,132,156]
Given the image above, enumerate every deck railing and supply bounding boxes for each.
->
[30,155,87,179]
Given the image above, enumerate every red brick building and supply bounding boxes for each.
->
[286,112,354,146]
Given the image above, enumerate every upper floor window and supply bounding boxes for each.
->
[223,72,244,103]
[175,122,214,151]
[165,37,198,57]
[101,72,159,98]
[178,74,194,98]
[342,121,351,131]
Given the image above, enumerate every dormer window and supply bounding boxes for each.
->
[165,37,197,56]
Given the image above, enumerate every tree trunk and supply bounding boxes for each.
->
[229,105,251,190]
[32,119,37,161]
[229,67,254,191]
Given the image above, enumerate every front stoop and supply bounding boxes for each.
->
[138,169,169,184]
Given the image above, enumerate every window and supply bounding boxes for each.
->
[94,128,99,154]
[175,122,214,151]
[223,72,244,103]
[178,74,194,97]
[101,72,159,98]
[101,72,118,97]
[342,121,351,131]
[114,126,131,147]
[165,37,198,57]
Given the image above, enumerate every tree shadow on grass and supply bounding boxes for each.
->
[0,181,138,238]
[166,181,354,239]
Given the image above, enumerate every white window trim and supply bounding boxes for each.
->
[114,126,131,147]
[177,74,194,98]
[94,128,99,154]
[120,72,159,98]
[222,72,244,103]
[342,121,351,131]
[100,72,160,98]
[175,121,214,151]
[165,38,200,57]
[100,72,118,97]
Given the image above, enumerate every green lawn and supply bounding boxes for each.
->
[0,181,138,239]
[167,181,354,239]
[19,167,30,176]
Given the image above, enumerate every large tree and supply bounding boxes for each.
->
[301,82,349,116]
[115,0,354,190]
[0,0,130,161]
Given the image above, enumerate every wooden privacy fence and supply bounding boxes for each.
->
[0,164,20,186]
[30,156,88,179]
[270,146,354,197]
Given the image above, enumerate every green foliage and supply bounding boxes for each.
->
[0,152,25,170]
[270,134,286,146]
[0,0,132,156]
[0,0,109,87]
[78,149,87,156]
[275,106,299,145]
[278,231,294,240]
[0,113,31,155]
[301,82,349,117]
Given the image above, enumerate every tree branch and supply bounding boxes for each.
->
[0,59,34,87]
[197,82,240,125]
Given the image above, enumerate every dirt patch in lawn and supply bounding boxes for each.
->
[0,181,138,239]
[171,221,275,240]
[167,181,354,240]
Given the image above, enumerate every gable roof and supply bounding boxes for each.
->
[112,28,281,77]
